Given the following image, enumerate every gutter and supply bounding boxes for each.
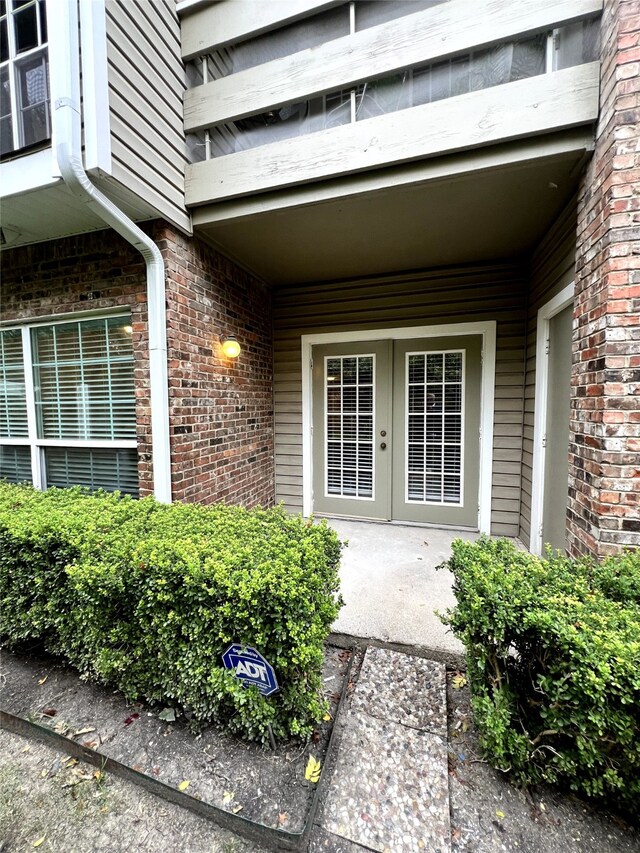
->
[48,0,172,503]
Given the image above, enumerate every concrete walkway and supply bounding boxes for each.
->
[327,519,479,660]
[314,646,450,853]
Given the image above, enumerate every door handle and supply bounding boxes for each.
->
[380,442,387,450]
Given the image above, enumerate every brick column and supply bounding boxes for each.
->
[569,0,640,556]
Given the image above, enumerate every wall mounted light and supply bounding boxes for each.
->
[221,335,241,359]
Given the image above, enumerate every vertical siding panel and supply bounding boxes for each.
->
[274,263,528,535]
[105,0,190,232]
[519,200,577,546]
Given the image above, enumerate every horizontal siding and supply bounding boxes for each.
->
[519,199,577,547]
[105,0,190,232]
[274,263,528,533]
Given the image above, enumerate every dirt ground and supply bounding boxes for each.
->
[0,727,267,853]
[1,649,638,852]
[1,646,351,837]
[445,671,640,853]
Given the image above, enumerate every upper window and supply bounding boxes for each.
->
[0,0,50,158]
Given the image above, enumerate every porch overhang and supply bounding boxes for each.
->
[191,130,593,284]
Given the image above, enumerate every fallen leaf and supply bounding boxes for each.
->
[123,713,140,726]
[178,780,190,792]
[73,727,96,737]
[32,836,46,848]
[82,741,98,749]
[158,708,176,722]
[232,804,243,814]
[451,828,462,842]
[94,770,104,783]
[495,810,505,819]
[63,758,78,767]
[452,675,467,689]
[22,745,31,753]
[38,676,48,686]
[42,709,57,717]
[539,802,546,812]
[222,791,234,804]
[304,755,321,783]
[323,713,332,722]
[277,812,289,827]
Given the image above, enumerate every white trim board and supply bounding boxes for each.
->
[301,320,496,533]
[530,283,575,555]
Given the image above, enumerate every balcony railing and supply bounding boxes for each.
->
[182,0,602,206]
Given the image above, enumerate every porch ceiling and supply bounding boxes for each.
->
[193,137,588,285]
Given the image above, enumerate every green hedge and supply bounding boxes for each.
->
[0,483,343,742]
[441,537,640,817]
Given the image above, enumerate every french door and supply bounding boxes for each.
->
[311,335,482,527]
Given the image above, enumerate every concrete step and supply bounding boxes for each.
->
[314,647,451,853]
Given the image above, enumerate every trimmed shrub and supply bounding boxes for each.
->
[0,483,343,741]
[440,537,640,817]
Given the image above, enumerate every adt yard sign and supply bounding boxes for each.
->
[222,644,279,697]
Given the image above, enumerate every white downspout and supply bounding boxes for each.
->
[49,0,172,503]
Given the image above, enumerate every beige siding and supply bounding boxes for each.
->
[519,200,577,547]
[105,0,190,232]
[274,263,528,536]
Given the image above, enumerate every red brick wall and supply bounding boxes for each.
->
[1,224,275,507]
[570,0,640,556]
[1,229,154,495]
[155,223,275,507]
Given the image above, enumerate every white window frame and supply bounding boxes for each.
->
[0,0,50,156]
[404,348,466,508]
[530,282,575,556]
[0,311,137,491]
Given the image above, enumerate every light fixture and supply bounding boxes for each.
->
[123,324,133,334]
[221,335,241,359]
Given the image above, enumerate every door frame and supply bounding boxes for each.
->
[301,321,497,533]
[530,282,575,555]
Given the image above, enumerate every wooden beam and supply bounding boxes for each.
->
[183,0,602,133]
[184,63,599,207]
[190,129,594,226]
[181,0,342,60]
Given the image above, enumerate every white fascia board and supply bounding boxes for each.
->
[0,148,60,199]
[79,0,112,173]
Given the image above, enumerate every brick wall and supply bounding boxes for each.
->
[155,223,274,507]
[570,0,640,556]
[2,224,275,507]
[1,229,154,495]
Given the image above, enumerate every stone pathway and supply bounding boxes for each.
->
[315,647,451,853]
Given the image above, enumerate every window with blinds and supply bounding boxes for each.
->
[31,317,136,441]
[0,316,139,495]
[0,327,28,437]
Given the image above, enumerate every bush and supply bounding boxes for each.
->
[440,537,640,817]
[0,483,343,742]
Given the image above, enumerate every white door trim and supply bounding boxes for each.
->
[530,283,575,555]
[301,320,497,533]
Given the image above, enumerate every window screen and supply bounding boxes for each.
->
[0,444,31,483]
[0,327,27,437]
[45,446,138,496]
[31,317,136,441]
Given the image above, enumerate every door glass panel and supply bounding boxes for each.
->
[325,354,374,499]
[406,351,464,504]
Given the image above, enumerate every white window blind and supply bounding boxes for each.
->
[0,315,138,496]
[0,327,28,437]
[31,317,136,441]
